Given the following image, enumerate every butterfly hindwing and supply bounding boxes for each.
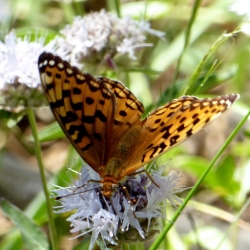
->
[99,77,145,158]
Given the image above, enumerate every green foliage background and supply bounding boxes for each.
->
[0,0,250,250]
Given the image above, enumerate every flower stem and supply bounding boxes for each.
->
[173,0,202,83]
[27,108,58,250]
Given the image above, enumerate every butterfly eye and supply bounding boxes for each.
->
[112,183,119,190]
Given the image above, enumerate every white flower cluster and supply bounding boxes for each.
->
[53,165,182,250]
[230,0,250,19]
[0,10,164,110]
[55,9,165,67]
[0,31,52,89]
[230,0,250,35]
[0,31,55,109]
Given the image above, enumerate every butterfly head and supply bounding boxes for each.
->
[101,177,119,198]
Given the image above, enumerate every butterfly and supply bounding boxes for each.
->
[38,52,239,197]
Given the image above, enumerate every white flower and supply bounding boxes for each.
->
[0,30,55,109]
[230,0,250,35]
[53,164,183,250]
[230,0,250,19]
[54,10,165,69]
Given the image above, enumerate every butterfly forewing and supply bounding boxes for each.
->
[39,53,115,171]
[119,94,239,176]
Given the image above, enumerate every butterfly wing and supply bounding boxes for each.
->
[38,52,145,172]
[38,52,116,171]
[114,94,239,176]
[98,77,145,160]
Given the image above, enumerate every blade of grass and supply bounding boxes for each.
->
[173,0,202,82]
[0,199,48,250]
[190,200,250,232]
[182,30,240,96]
[215,197,250,249]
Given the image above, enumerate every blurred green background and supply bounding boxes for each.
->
[0,0,250,249]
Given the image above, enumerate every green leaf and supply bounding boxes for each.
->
[0,230,23,250]
[0,199,49,250]
[215,155,240,195]
[244,130,250,138]
[0,110,25,128]
[36,122,64,142]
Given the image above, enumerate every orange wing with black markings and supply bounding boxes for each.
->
[38,52,145,172]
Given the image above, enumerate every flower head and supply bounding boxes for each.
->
[230,0,250,35]
[53,164,183,249]
[54,10,165,71]
[0,30,55,110]
[230,0,250,19]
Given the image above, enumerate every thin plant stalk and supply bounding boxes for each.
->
[215,197,250,249]
[173,0,202,83]
[182,30,239,96]
[27,107,58,250]
[113,0,121,17]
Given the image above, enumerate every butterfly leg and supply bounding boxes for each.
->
[119,183,137,207]
[128,169,160,188]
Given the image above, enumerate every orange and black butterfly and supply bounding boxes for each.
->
[38,52,239,197]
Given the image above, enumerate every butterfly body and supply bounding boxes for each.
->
[38,52,239,198]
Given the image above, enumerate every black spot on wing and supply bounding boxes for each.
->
[95,110,107,123]
[63,89,71,97]
[170,135,179,146]
[73,87,81,94]
[99,99,105,105]
[177,124,185,132]
[119,110,127,117]
[59,111,78,124]
[55,73,61,79]
[86,97,94,105]
[179,117,186,123]
[193,118,200,125]
[161,124,172,139]
[94,133,102,141]
[71,101,83,111]
[186,129,193,137]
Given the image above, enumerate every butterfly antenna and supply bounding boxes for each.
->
[55,184,103,200]
[146,159,156,171]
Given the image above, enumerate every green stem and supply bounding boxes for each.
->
[215,197,250,250]
[173,0,202,85]
[27,108,58,250]
[149,109,250,250]
[113,0,121,17]
[12,124,34,155]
